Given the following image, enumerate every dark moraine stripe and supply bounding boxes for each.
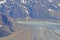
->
[1,14,14,32]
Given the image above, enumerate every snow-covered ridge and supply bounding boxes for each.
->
[0,0,6,4]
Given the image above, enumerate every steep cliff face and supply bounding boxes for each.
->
[0,14,15,37]
[0,0,60,21]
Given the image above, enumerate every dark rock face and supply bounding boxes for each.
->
[0,0,60,20]
[0,14,14,37]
